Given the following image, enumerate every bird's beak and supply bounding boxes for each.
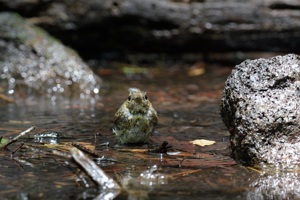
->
[135,97,142,103]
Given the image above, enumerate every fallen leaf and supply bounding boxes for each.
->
[190,139,216,147]
[0,137,8,147]
[188,62,205,76]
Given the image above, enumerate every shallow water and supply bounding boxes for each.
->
[0,61,299,199]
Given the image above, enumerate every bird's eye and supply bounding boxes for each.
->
[144,95,148,100]
[128,96,131,101]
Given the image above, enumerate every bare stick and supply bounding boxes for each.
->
[169,169,202,180]
[12,157,34,167]
[65,160,90,188]
[52,150,72,159]
[11,142,24,156]
[99,142,110,146]
[70,147,121,190]
[72,142,100,157]
[2,126,35,149]
[118,149,148,153]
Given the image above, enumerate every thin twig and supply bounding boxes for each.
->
[52,150,72,159]
[65,161,90,188]
[2,126,35,149]
[11,142,24,157]
[96,156,118,163]
[99,142,110,146]
[51,151,89,187]
[72,142,100,157]
[12,157,34,168]
[118,149,148,153]
[246,166,262,174]
[179,158,186,168]
[169,169,202,179]
[70,147,121,190]
[12,156,24,170]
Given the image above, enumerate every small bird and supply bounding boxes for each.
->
[113,88,158,144]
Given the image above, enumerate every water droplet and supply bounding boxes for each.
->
[93,88,99,94]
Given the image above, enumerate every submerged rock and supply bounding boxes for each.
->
[220,54,300,168]
[0,12,101,103]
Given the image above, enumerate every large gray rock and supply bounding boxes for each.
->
[0,12,101,102]
[220,54,300,168]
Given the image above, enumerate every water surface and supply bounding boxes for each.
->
[0,61,296,199]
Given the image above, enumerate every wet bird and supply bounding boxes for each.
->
[113,88,158,144]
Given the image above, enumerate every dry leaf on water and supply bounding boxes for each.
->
[188,62,206,77]
[190,139,216,147]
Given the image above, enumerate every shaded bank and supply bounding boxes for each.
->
[1,0,300,57]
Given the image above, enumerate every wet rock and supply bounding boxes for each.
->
[220,54,300,168]
[0,12,101,102]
